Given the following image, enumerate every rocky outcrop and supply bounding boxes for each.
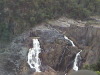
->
[0,17,100,75]
[28,28,81,74]
[0,25,81,75]
[48,17,100,66]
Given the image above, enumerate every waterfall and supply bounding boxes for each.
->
[64,36,75,47]
[64,35,76,75]
[27,39,41,72]
[64,35,82,71]
[73,50,82,71]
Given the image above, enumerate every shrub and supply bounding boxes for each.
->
[0,0,99,42]
[96,71,100,75]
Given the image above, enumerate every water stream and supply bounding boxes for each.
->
[73,50,82,71]
[27,39,41,72]
[64,36,75,47]
[64,35,82,74]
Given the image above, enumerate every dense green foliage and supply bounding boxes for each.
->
[96,71,100,75]
[75,0,100,15]
[83,60,100,71]
[0,0,100,42]
[83,60,100,75]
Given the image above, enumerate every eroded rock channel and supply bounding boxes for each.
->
[0,18,100,75]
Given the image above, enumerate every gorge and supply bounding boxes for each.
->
[0,17,100,75]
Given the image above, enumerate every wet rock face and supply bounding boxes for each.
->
[31,29,80,72]
[0,28,80,75]
[40,39,79,71]
[53,24,100,65]
[0,19,100,75]
[68,26,100,65]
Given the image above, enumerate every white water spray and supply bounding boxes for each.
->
[64,36,75,47]
[64,35,76,75]
[73,50,82,71]
[27,39,41,72]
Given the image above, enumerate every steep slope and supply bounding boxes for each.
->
[0,17,100,75]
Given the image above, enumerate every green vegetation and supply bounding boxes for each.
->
[96,71,100,75]
[75,0,100,15]
[0,0,100,42]
[0,22,11,42]
[83,60,100,75]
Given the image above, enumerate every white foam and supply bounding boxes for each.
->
[73,50,82,71]
[27,39,41,72]
[64,36,75,47]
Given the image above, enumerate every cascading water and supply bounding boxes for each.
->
[64,36,75,47]
[64,36,82,71]
[27,39,41,72]
[64,35,76,75]
[73,50,82,71]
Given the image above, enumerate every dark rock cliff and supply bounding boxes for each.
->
[0,17,100,75]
